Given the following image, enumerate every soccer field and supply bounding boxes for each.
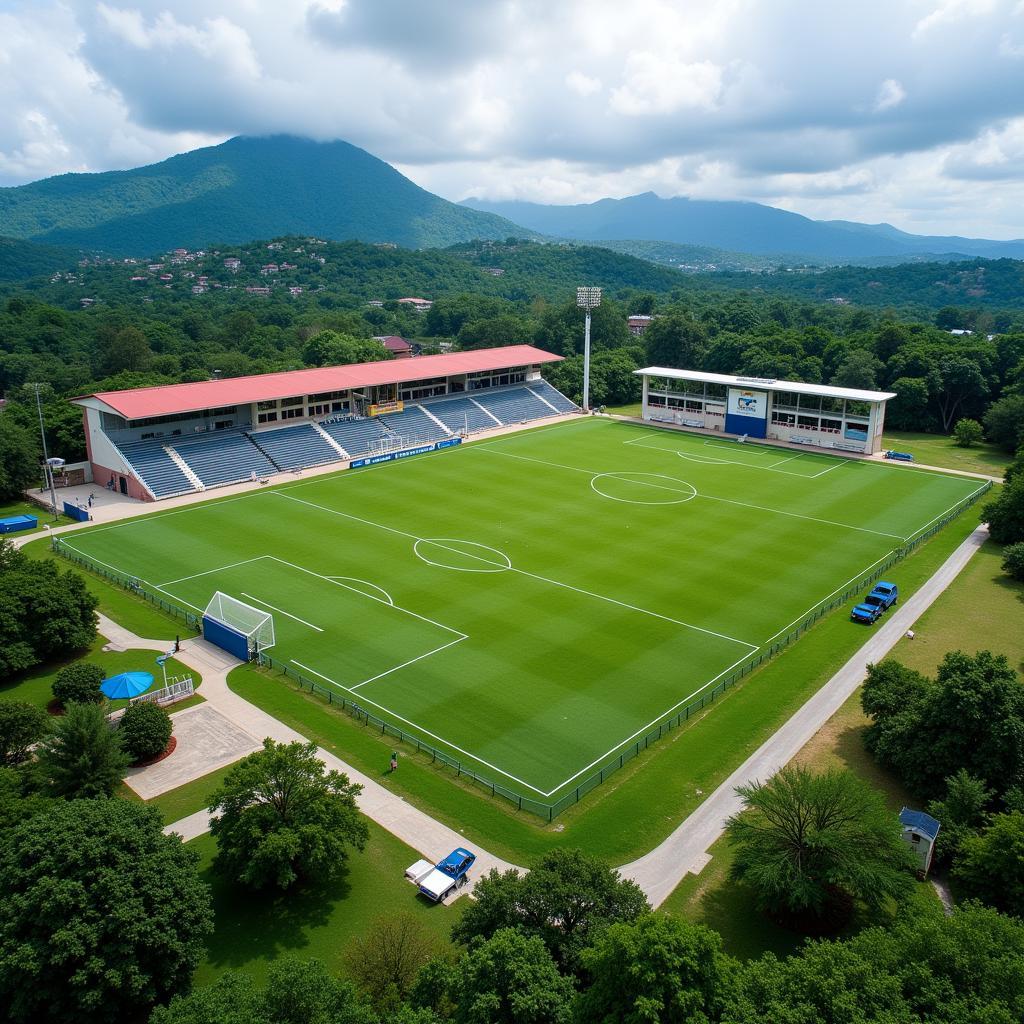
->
[59,418,986,806]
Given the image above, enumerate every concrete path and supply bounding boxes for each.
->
[617,524,988,906]
[102,515,984,905]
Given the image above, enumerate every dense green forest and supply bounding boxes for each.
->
[1,235,1023,481]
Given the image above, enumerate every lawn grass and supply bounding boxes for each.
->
[52,418,983,805]
[190,822,463,987]
[881,430,1010,477]
[149,763,237,825]
[21,536,192,641]
[228,505,981,865]
[604,403,643,418]
[0,635,201,712]
[0,498,72,534]
[889,537,1024,676]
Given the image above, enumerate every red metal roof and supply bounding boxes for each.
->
[75,345,562,420]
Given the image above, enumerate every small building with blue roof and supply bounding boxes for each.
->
[900,807,941,877]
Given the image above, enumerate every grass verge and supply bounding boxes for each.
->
[149,764,237,826]
[881,430,1009,477]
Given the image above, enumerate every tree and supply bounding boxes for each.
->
[953,812,1024,916]
[885,376,933,431]
[830,349,881,390]
[0,799,212,1024]
[1002,541,1024,581]
[345,913,443,1011]
[209,739,368,890]
[118,700,172,762]
[98,325,153,375]
[643,313,707,369]
[455,929,574,1024]
[451,848,649,973]
[726,903,1024,1023]
[725,765,913,926]
[575,914,735,1024]
[953,417,984,447]
[932,354,988,432]
[860,659,931,781]
[302,330,389,367]
[0,701,48,766]
[0,414,39,501]
[51,661,105,706]
[0,541,97,676]
[984,393,1024,453]
[33,702,130,798]
[926,770,993,866]
[983,474,1024,545]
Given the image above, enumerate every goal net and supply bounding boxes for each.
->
[202,591,275,659]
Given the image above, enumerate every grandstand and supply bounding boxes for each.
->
[72,345,579,501]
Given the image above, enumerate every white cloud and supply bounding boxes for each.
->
[566,70,602,97]
[874,78,906,112]
[610,53,723,115]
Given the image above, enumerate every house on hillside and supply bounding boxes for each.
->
[900,808,940,878]
[627,315,654,335]
[224,258,242,271]
[373,335,413,358]
[398,297,433,313]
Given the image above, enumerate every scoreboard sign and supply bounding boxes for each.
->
[368,400,405,417]
[725,387,769,438]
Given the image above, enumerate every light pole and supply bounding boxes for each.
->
[576,286,602,413]
[27,383,59,518]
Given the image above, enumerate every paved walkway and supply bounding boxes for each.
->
[132,523,988,906]
[617,524,989,905]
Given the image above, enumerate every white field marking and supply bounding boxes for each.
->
[275,488,758,651]
[348,635,468,690]
[544,648,757,796]
[290,659,549,795]
[590,473,697,505]
[265,555,467,639]
[66,490,259,539]
[240,593,323,632]
[475,444,902,541]
[698,492,907,541]
[761,548,898,646]
[703,440,774,457]
[902,480,992,543]
[628,435,843,478]
[768,453,804,468]
[158,556,268,587]
[809,460,846,479]
[413,538,513,573]
[326,577,395,605]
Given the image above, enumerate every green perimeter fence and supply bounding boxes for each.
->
[51,479,991,821]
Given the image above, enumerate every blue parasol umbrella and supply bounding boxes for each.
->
[100,671,154,699]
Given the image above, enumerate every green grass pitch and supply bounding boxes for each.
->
[60,418,985,803]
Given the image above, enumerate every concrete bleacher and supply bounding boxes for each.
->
[422,394,498,434]
[115,438,195,498]
[319,416,390,457]
[170,430,276,487]
[528,379,578,414]
[471,386,557,425]
[377,405,450,445]
[248,423,339,471]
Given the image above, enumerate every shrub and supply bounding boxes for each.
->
[118,701,172,762]
[1002,541,1024,582]
[51,662,105,707]
[33,703,130,798]
[0,701,48,766]
[953,418,983,447]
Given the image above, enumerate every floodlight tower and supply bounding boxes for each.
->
[576,286,602,413]
[27,383,59,518]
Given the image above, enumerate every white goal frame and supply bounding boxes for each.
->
[203,591,276,654]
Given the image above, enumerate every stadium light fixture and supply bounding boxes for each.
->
[26,383,59,519]
[576,286,602,412]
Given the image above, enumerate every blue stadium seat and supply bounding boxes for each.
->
[248,423,340,470]
[114,438,195,498]
[527,380,579,414]
[421,394,499,434]
[170,430,277,487]
[470,386,557,425]
[377,405,450,445]
[319,416,390,457]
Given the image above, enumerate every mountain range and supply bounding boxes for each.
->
[460,192,1024,265]
[1,134,1023,268]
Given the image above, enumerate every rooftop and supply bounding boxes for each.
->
[899,808,941,840]
[635,367,896,404]
[74,345,561,420]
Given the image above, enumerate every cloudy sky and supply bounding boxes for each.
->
[2,0,1024,236]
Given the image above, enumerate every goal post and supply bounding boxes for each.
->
[202,591,275,661]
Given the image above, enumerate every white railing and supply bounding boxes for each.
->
[131,677,195,706]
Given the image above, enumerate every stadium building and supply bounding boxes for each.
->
[635,367,896,455]
[72,345,575,502]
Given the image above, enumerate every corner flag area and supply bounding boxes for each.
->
[57,417,988,806]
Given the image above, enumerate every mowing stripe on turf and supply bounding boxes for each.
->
[240,593,323,632]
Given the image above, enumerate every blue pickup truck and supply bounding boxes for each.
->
[850,581,899,624]
[405,848,476,902]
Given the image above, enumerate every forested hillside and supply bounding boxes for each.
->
[0,136,523,255]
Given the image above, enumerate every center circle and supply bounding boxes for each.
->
[414,538,513,573]
[590,472,698,505]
